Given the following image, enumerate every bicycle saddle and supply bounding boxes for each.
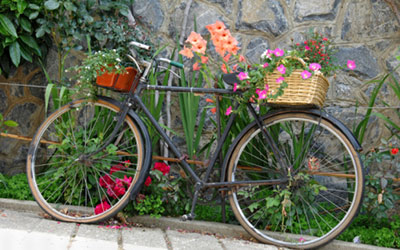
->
[222,73,238,86]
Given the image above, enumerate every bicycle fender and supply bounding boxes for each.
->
[220,108,362,182]
[272,109,362,152]
[99,96,152,200]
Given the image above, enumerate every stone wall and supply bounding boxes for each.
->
[133,0,400,148]
[0,0,399,175]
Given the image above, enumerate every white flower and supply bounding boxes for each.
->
[116,58,121,62]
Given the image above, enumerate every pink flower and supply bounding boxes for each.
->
[323,37,328,41]
[263,49,273,58]
[239,55,246,62]
[94,201,111,215]
[225,106,232,116]
[237,72,249,81]
[264,84,269,91]
[301,70,312,79]
[347,60,356,70]
[123,175,132,186]
[263,62,269,68]
[277,64,286,74]
[153,162,170,175]
[233,83,238,92]
[305,45,310,51]
[273,48,284,57]
[299,237,306,243]
[309,63,321,71]
[276,76,284,84]
[257,90,268,100]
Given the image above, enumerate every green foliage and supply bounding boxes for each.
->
[194,204,234,223]
[0,0,45,75]
[0,112,18,133]
[0,173,34,201]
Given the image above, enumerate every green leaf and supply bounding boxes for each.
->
[28,4,40,10]
[19,17,31,32]
[17,0,28,14]
[19,44,32,62]
[45,83,54,114]
[4,120,18,127]
[9,41,21,66]
[19,35,42,57]
[35,26,45,38]
[0,14,18,38]
[29,12,39,20]
[63,2,77,12]
[44,0,60,10]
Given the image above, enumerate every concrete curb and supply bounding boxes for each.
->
[0,198,396,250]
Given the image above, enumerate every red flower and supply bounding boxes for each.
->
[391,148,399,155]
[153,162,171,175]
[112,179,126,197]
[110,164,124,174]
[145,176,152,186]
[323,37,328,41]
[99,174,114,188]
[94,201,111,215]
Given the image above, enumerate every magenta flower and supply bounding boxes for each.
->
[257,90,268,100]
[309,63,321,71]
[277,64,286,74]
[305,45,310,51]
[301,70,312,79]
[263,62,269,68]
[263,49,273,58]
[233,83,238,92]
[276,76,285,84]
[225,106,232,116]
[347,60,356,70]
[273,48,284,57]
[238,72,249,81]
[264,83,269,91]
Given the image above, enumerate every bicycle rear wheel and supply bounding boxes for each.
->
[27,98,145,223]
[226,112,364,249]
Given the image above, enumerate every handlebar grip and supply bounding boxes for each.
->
[170,61,184,69]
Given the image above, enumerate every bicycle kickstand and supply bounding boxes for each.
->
[181,182,203,221]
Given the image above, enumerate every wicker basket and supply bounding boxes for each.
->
[96,67,137,92]
[264,57,329,107]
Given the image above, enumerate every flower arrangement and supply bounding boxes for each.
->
[179,22,357,113]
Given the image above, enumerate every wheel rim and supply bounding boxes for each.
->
[228,114,363,248]
[27,99,143,222]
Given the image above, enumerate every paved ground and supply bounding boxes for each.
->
[0,199,394,250]
[0,208,282,250]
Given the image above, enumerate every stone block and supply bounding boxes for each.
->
[245,37,270,64]
[294,0,340,22]
[133,0,164,32]
[236,0,288,37]
[335,46,379,79]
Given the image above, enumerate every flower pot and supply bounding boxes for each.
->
[96,67,137,92]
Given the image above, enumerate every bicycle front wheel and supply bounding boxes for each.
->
[27,98,145,223]
[226,112,364,249]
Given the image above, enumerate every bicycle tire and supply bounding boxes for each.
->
[226,112,364,249]
[27,98,146,223]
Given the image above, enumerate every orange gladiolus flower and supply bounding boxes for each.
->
[223,53,231,62]
[193,62,201,71]
[192,40,207,54]
[186,31,204,45]
[201,56,209,64]
[179,46,194,58]
[205,98,214,103]
[221,63,228,74]
[210,107,217,114]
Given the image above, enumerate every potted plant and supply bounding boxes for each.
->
[71,49,137,96]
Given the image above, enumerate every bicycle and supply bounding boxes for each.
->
[26,41,364,249]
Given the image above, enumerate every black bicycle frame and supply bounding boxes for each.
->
[131,83,287,189]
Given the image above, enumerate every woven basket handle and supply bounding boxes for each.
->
[277,56,307,67]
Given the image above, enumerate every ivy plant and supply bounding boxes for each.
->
[0,0,44,75]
